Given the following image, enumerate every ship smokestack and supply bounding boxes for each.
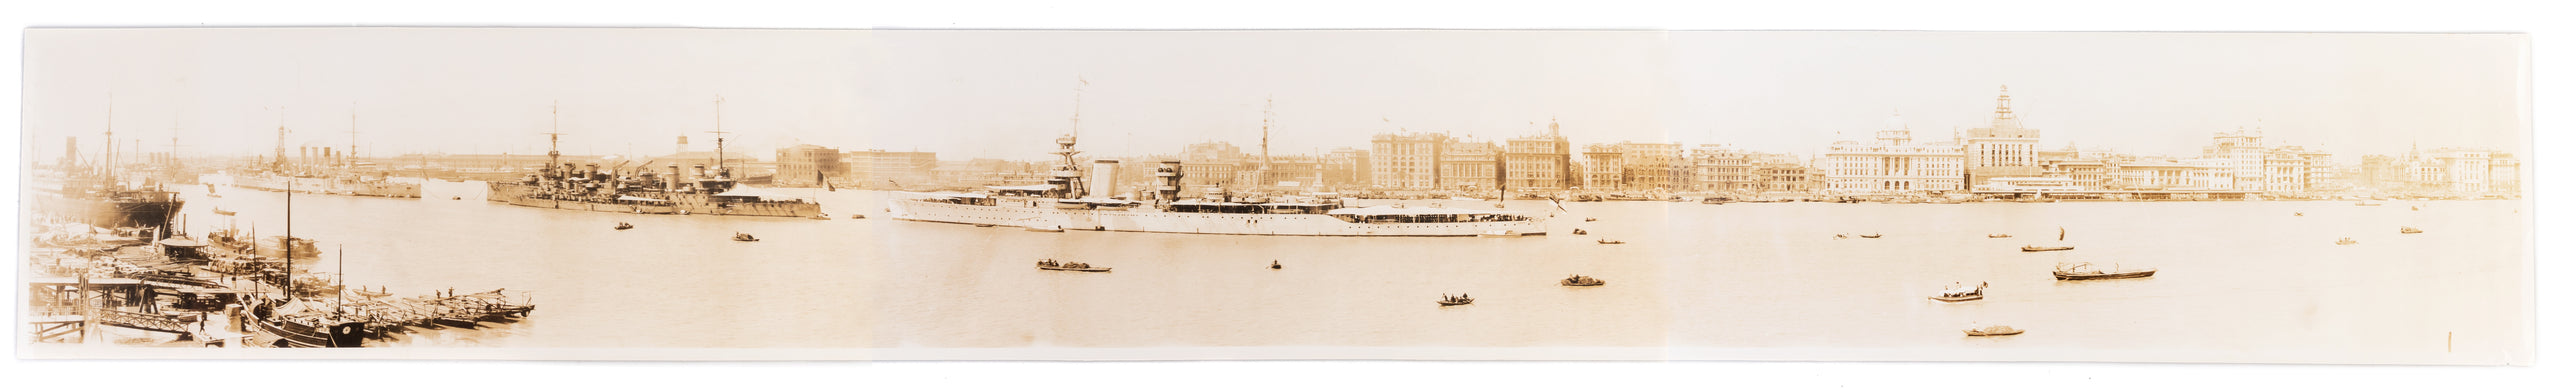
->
[668,164,684,191]
[1092,160,1120,199]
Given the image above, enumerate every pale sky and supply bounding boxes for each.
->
[23,29,2526,163]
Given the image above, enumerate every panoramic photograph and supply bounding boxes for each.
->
[16,28,2530,364]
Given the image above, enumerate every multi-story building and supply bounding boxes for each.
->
[1750,154,1818,193]
[1689,145,1755,193]
[1437,139,1504,191]
[1503,120,1573,191]
[1370,132,1450,190]
[2112,158,2211,190]
[1961,87,2043,190]
[841,150,937,188]
[772,144,844,187]
[1182,142,1248,165]
[2264,146,2308,194]
[2201,128,2267,191]
[1582,143,1625,191]
[1820,113,1964,194]
[2489,153,2520,195]
[2301,148,2340,192]
[1180,162,1241,191]
[1619,142,1683,190]
[1323,148,1371,189]
[2360,154,2404,191]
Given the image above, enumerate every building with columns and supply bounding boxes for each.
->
[1820,113,1964,194]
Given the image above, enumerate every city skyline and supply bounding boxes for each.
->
[24,30,2526,164]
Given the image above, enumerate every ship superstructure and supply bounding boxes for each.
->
[483,99,821,217]
[229,107,421,198]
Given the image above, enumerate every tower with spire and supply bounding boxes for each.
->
[1960,85,2045,189]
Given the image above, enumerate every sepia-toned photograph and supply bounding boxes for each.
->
[15,27,2531,365]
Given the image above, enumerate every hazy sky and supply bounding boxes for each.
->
[22,29,2525,163]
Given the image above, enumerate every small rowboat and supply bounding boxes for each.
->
[1986,234,2011,238]
[1437,296,1474,306]
[1859,234,1882,238]
[1964,325,2024,336]
[1560,275,1606,287]
[732,233,759,242]
[2020,245,2074,252]
[1596,239,1625,245]
[613,222,634,230]
[2399,227,2422,234]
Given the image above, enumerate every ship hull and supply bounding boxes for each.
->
[486,182,821,217]
[889,197,1547,237]
[232,174,421,198]
[32,192,182,229]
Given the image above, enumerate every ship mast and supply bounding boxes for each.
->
[547,100,562,174]
[104,93,115,181]
[348,102,359,168]
[1051,78,1087,199]
[1259,96,1272,193]
[711,96,729,179]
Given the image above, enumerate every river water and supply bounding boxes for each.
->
[163,179,2528,363]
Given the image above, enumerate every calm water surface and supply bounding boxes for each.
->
[169,179,2527,361]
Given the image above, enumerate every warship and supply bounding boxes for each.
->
[484,100,821,217]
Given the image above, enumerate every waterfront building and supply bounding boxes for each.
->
[1180,161,1241,191]
[1582,143,1625,191]
[1750,155,1818,193]
[1182,141,1248,165]
[841,150,938,188]
[2201,128,2268,191]
[1961,86,2044,190]
[1619,142,1684,191]
[2036,146,2114,190]
[1819,113,1964,195]
[2301,148,2342,192]
[1323,148,1371,189]
[1689,144,1754,193]
[1262,155,1328,192]
[2113,158,2211,190]
[773,144,843,188]
[2264,146,2309,194]
[1371,132,1450,190]
[1502,120,1574,191]
[2490,154,2520,194]
[2360,154,2403,191]
[1438,139,1504,191]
